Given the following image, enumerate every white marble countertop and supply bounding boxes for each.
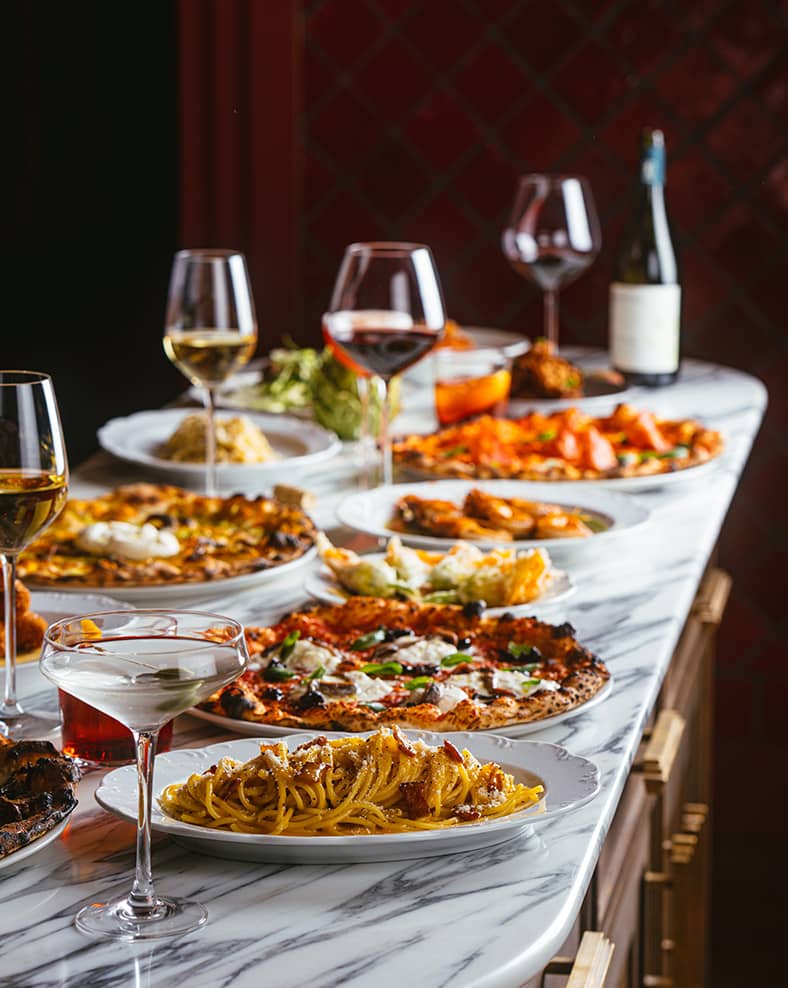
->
[0,357,766,988]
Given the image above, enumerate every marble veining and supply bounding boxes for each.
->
[0,359,766,988]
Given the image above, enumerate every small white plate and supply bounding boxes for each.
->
[304,554,575,616]
[95,733,599,863]
[0,816,71,873]
[188,678,613,741]
[27,547,317,605]
[97,409,341,481]
[336,480,650,552]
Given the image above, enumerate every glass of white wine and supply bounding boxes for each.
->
[40,609,250,940]
[0,370,69,739]
[163,250,258,495]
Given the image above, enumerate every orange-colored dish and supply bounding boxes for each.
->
[393,404,724,481]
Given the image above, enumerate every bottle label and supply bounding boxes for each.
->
[609,283,680,374]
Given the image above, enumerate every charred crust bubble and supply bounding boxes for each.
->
[262,687,284,702]
[499,612,516,622]
[461,600,485,619]
[219,687,254,718]
[269,530,301,549]
[296,688,326,710]
[551,621,576,638]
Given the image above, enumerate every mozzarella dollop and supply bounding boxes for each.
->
[387,637,458,666]
[76,521,180,561]
[282,640,343,676]
[493,669,560,696]
[435,684,471,713]
[345,671,395,703]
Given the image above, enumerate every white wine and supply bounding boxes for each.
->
[0,470,68,552]
[163,330,257,388]
[609,129,680,386]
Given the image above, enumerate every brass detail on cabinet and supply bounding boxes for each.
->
[642,976,674,987]
[643,870,672,887]
[680,801,709,835]
[691,567,731,625]
[635,710,686,792]
[543,932,614,987]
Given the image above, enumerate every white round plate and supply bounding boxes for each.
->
[95,732,599,863]
[336,480,650,552]
[26,547,317,605]
[187,677,613,741]
[0,816,70,873]
[397,457,721,492]
[97,409,341,481]
[304,555,575,616]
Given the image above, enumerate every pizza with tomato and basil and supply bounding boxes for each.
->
[201,598,610,732]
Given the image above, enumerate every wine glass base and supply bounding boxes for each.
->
[0,707,60,740]
[75,895,208,941]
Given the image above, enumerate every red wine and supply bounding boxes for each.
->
[508,250,592,292]
[323,326,439,380]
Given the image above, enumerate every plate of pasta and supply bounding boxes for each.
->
[95,729,599,863]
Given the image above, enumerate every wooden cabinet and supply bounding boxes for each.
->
[535,566,729,988]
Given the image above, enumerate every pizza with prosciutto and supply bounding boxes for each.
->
[200,598,610,732]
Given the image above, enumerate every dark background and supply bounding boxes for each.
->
[9,2,788,984]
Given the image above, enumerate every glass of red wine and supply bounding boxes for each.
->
[502,175,601,345]
[323,243,446,486]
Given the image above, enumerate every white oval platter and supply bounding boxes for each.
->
[95,732,599,863]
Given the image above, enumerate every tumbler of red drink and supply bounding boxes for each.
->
[59,691,174,766]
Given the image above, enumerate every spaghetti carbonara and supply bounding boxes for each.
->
[159,727,543,836]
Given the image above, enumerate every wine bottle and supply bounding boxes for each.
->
[609,129,680,386]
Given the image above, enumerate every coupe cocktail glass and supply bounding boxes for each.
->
[40,609,249,940]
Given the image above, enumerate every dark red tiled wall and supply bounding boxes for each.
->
[302,0,787,833]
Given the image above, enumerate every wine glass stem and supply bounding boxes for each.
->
[378,378,392,487]
[544,289,559,345]
[0,553,21,719]
[128,729,159,915]
[203,387,217,496]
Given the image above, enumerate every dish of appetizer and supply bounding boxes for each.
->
[510,339,627,401]
[0,737,79,867]
[308,534,573,614]
[336,481,651,552]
